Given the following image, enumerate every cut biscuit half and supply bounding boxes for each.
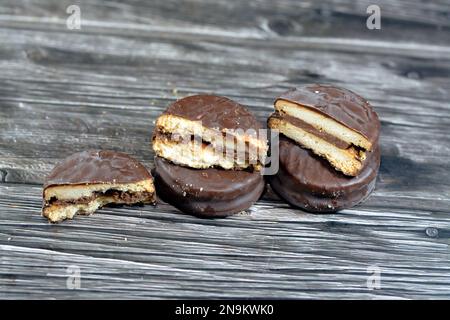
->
[268,115,366,176]
[152,95,268,171]
[269,85,380,176]
[153,114,266,170]
[275,100,373,151]
[42,150,156,223]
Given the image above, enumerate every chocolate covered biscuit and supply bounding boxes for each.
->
[153,95,267,171]
[153,156,265,217]
[268,84,380,176]
[43,150,155,222]
[269,136,380,212]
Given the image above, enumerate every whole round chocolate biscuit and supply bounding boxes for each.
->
[153,156,265,217]
[268,136,380,213]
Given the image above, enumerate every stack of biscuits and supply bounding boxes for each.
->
[152,94,268,217]
[267,84,381,212]
[41,86,381,223]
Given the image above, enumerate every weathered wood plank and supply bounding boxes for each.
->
[1,183,449,299]
[1,0,450,45]
[0,0,449,299]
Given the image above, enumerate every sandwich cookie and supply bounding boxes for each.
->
[268,84,380,176]
[154,157,265,217]
[152,95,267,217]
[153,95,268,171]
[43,150,156,222]
[269,136,380,212]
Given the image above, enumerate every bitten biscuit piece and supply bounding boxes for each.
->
[153,95,268,171]
[42,150,156,223]
[268,84,380,176]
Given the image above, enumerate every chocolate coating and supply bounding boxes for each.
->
[268,136,380,212]
[163,94,263,131]
[276,84,380,147]
[153,156,265,217]
[44,150,152,188]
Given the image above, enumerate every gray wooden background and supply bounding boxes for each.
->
[1,0,449,299]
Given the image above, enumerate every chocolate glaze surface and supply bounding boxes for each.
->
[163,94,263,132]
[153,156,265,217]
[268,136,380,212]
[44,150,152,188]
[276,84,380,147]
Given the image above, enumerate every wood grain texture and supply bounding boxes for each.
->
[1,184,450,299]
[0,0,449,299]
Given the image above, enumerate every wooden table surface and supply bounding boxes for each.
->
[1,0,450,299]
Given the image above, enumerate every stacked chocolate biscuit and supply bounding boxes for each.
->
[268,84,381,212]
[152,94,268,217]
